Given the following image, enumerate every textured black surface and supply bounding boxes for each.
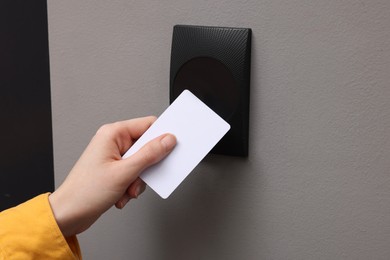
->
[170,25,251,156]
[0,1,54,210]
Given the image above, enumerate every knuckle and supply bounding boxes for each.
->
[95,121,121,137]
[96,123,112,135]
[140,145,159,165]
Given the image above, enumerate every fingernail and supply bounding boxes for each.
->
[135,185,141,198]
[119,197,130,209]
[161,134,176,151]
[135,186,145,199]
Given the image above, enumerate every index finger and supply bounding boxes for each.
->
[95,116,157,155]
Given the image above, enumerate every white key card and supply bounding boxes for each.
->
[122,89,230,199]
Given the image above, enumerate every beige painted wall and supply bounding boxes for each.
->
[48,1,390,259]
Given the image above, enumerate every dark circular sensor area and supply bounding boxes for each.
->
[173,57,238,120]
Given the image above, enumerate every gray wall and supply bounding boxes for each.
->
[48,1,390,259]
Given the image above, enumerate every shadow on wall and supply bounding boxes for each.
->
[149,154,261,260]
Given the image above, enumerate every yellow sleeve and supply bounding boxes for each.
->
[0,193,82,259]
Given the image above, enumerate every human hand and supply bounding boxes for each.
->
[49,116,176,237]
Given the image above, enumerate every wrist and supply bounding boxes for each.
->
[48,190,81,237]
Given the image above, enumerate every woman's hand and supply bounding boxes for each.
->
[49,116,176,237]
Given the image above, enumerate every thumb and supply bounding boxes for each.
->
[122,133,177,179]
[114,134,176,209]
